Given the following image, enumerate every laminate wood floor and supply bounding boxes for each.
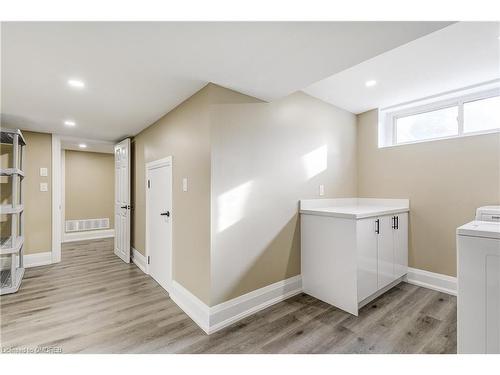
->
[0,238,457,354]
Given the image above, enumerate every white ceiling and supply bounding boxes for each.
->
[61,135,114,154]
[304,22,500,114]
[1,22,451,141]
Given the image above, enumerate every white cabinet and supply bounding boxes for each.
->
[300,198,409,316]
[356,217,378,302]
[357,213,409,295]
[376,215,395,289]
[394,213,409,279]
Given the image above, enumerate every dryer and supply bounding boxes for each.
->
[457,206,500,354]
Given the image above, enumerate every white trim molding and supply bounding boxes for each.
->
[209,275,302,334]
[170,281,211,334]
[24,252,53,268]
[51,135,62,263]
[62,229,115,243]
[131,247,148,274]
[1,252,52,270]
[166,270,454,335]
[405,267,457,296]
[169,275,303,335]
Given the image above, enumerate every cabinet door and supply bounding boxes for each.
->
[377,215,395,289]
[394,213,409,279]
[356,217,378,302]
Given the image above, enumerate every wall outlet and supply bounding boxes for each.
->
[40,182,48,192]
[40,167,48,177]
[182,177,188,192]
[319,184,325,196]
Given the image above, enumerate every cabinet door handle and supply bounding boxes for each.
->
[396,216,399,230]
[375,219,380,234]
[392,216,396,229]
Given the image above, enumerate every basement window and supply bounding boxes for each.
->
[378,82,500,147]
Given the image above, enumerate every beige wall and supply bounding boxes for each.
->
[1,131,52,254]
[357,109,500,277]
[210,91,357,304]
[65,150,114,228]
[131,83,260,304]
[134,84,497,305]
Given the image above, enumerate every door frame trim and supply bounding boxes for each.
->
[51,135,62,263]
[52,134,115,264]
[145,156,173,291]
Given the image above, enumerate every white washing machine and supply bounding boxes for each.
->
[457,206,500,354]
[474,205,500,222]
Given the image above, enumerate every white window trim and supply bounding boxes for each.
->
[379,85,500,148]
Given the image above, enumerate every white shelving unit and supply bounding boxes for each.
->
[1,128,26,295]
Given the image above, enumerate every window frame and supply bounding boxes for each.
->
[383,87,500,147]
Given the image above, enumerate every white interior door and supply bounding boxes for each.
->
[146,157,172,292]
[114,138,131,263]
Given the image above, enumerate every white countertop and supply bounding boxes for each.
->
[299,198,409,219]
[457,220,500,240]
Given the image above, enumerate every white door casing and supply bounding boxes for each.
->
[114,138,131,263]
[146,157,173,292]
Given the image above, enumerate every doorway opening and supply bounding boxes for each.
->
[51,135,116,263]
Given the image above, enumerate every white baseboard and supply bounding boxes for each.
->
[405,267,457,296]
[170,281,211,334]
[131,247,147,274]
[169,275,302,335]
[24,252,53,268]
[62,229,115,243]
[209,275,302,334]
[0,251,52,270]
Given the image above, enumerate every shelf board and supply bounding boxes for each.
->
[0,168,25,177]
[0,236,24,255]
[0,267,25,295]
[0,204,24,214]
[0,129,26,146]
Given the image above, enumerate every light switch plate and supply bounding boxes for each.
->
[182,178,188,192]
[319,184,325,196]
[40,182,48,192]
[40,167,48,177]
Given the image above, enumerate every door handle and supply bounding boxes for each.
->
[392,216,396,229]
[396,216,399,230]
[160,211,170,217]
[121,205,131,209]
[375,219,380,234]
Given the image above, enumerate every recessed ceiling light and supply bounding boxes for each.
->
[68,79,85,88]
[365,80,377,87]
[64,120,76,127]
[78,143,87,148]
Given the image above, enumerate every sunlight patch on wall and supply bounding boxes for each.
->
[217,180,254,233]
[302,145,327,179]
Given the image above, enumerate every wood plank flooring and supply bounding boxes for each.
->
[0,238,457,354]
